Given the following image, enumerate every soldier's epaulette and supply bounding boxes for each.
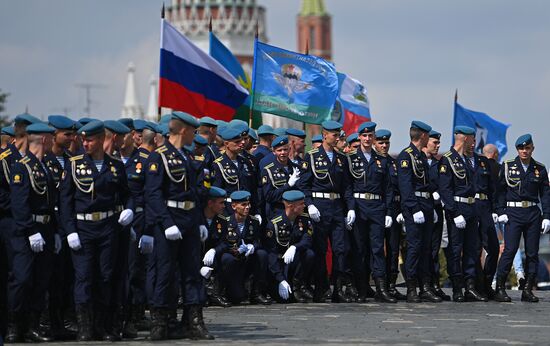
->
[194,155,204,161]
[405,148,413,153]
[271,215,283,224]
[347,150,357,156]
[214,156,224,163]
[139,152,149,159]
[443,151,452,157]
[217,214,227,220]
[264,162,274,169]
[300,212,310,218]
[505,159,514,163]
[0,149,12,160]
[308,148,319,154]
[70,154,84,162]
[535,160,545,167]
[155,145,167,154]
[19,156,30,164]
[108,154,122,162]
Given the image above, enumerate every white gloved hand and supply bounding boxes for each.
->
[396,213,405,224]
[346,210,356,228]
[67,232,82,251]
[278,280,292,300]
[118,209,134,226]
[432,191,441,202]
[130,227,137,242]
[433,210,439,224]
[199,225,208,242]
[413,211,425,224]
[165,225,183,240]
[454,215,466,229]
[283,245,297,264]
[308,204,321,222]
[385,216,393,228]
[492,213,499,224]
[542,219,550,234]
[498,214,509,224]
[203,248,216,266]
[288,167,300,187]
[138,235,154,254]
[200,266,213,279]
[54,233,62,254]
[28,233,45,253]
[254,214,263,225]
[245,243,255,257]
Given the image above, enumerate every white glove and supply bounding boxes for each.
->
[308,204,321,222]
[396,213,405,224]
[498,214,509,224]
[203,248,216,266]
[346,210,356,228]
[278,280,292,300]
[492,213,498,224]
[432,191,441,201]
[165,225,182,240]
[254,214,263,225]
[288,167,300,187]
[130,227,137,242]
[118,209,134,226]
[433,210,438,224]
[413,211,425,224]
[199,225,208,242]
[54,233,62,254]
[138,235,154,254]
[385,216,393,228]
[542,219,550,234]
[283,245,297,264]
[28,233,45,253]
[454,215,466,229]
[200,266,213,279]
[67,232,82,251]
[245,243,255,257]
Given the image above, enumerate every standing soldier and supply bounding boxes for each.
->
[495,134,550,302]
[254,125,276,168]
[297,120,355,303]
[347,122,395,303]
[286,129,307,166]
[397,121,441,303]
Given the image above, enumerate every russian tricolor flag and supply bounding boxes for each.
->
[159,19,249,121]
[335,73,372,134]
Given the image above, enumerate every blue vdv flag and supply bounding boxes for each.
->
[251,40,339,124]
[453,102,510,157]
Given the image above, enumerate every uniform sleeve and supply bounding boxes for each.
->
[296,154,313,206]
[265,221,285,283]
[261,167,291,206]
[211,161,224,189]
[59,161,77,237]
[342,155,355,211]
[144,153,175,231]
[539,165,550,219]
[495,164,507,215]
[293,218,313,250]
[10,163,35,236]
[118,162,134,212]
[396,153,421,214]
[384,159,394,216]
[438,157,458,217]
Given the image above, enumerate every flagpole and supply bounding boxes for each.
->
[302,39,309,133]
[248,21,259,128]
[157,4,165,122]
[452,89,458,145]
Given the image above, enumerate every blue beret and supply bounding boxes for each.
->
[216,120,228,127]
[273,128,287,137]
[74,121,83,130]
[159,114,172,124]
[515,134,533,147]
[230,190,251,202]
[142,121,158,132]
[1,126,15,136]
[375,129,392,140]
[133,119,149,132]
[158,123,169,137]
[286,128,306,138]
[257,125,276,136]
[248,128,258,141]
[104,120,131,135]
[346,133,359,144]
[78,120,104,136]
[208,186,227,199]
[272,135,289,148]
[282,190,305,202]
[229,119,249,136]
[26,123,55,135]
[358,121,377,134]
[321,120,342,131]
[429,130,441,139]
[194,134,208,146]
[118,118,135,130]
[172,111,199,128]
[78,117,98,126]
[411,120,432,133]
[454,126,475,136]
[199,116,218,127]
[14,113,42,125]
[184,143,195,152]
[312,134,323,143]
[220,127,243,141]
[48,115,77,130]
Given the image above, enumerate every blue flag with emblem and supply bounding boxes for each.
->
[251,40,339,125]
[453,101,511,157]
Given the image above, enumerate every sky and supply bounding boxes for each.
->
[1,0,550,163]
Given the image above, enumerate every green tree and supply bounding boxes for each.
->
[0,89,10,127]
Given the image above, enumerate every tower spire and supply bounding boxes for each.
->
[121,61,144,118]
[146,74,158,122]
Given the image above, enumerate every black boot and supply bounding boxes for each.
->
[406,278,421,303]
[94,306,120,341]
[465,278,488,302]
[149,307,168,340]
[292,278,308,303]
[135,305,151,331]
[345,279,359,302]
[122,305,139,339]
[374,277,397,303]
[49,306,77,341]
[484,275,496,300]
[187,305,214,340]
[167,308,185,339]
[75,304,93,341]
[432,278,451,301]
[364,278,376,298]
[250,281,272,305]
[208,276,232,307]
[5,311,24,343]
[419,279,442,303]
[494,276,512,302]
[25,311,54,342]
[388,274,407,301]
[451,277,465,302]
[332,277,352,303]
[521,274,539,303]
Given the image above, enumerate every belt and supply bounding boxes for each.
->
[354,192,381,200]
[507,201,537,208]
[32,214,51,224]
[393,196,401,202]
[312,192,341,200]
[414,191,431,199]
[475,193,488,201]
[135,207,144,213]
[167,200,196,211]
[454,196,476,204]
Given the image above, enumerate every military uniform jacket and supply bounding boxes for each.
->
[0,144,19,213]
[471,153,496,211]
[215,214,261,258]
[438,148,478,217]
[347,149,393,216]
[145,141,206,232]
[202,213,228,253]
[386,155,401,216]
[496,156,550,218]
[124,148,149,212]
[11,152,56,237]
[43,151,73,231]
[396,143,433,214]
[59,152,132,237]
[261,158,300,213]
[297,145,354,209]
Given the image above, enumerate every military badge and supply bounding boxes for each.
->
[400,160,409,168]
[440,165,447,173]
[13,174,22,184]
[262,175,268,185]
[149,163,158,173]
[302,162,308,170]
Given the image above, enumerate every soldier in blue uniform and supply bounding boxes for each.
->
[347,122,395,303]
[297,120,355,303]
[59,120,134,341]
[346,133,360,152]
[438,126,486,302]
[286,128,307,166]
[397,120,441,303]
[494,134,550,302]
[0,127,13,339]
[197,117,221,176]
[144,112,212,340]
[265,190,314,303]
[253,125,276,167]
